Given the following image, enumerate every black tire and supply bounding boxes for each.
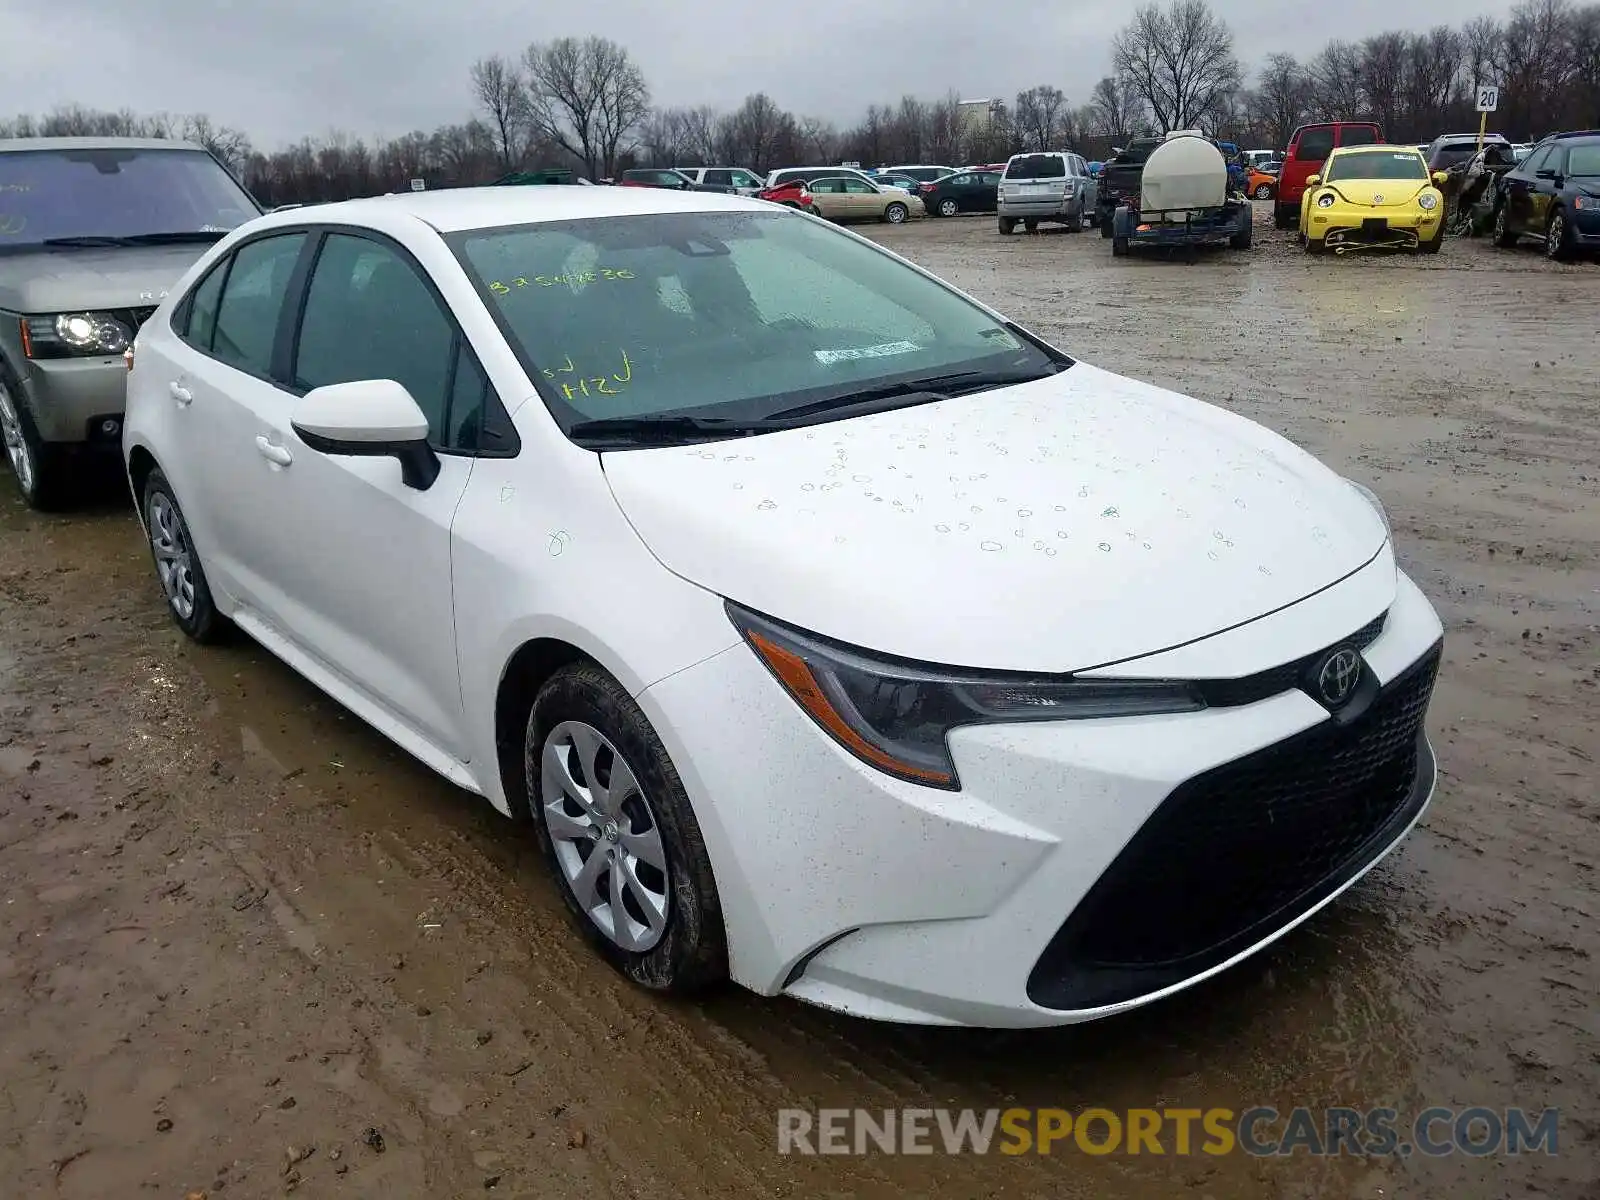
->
[1099,214,1114,238]
[938,197,959,217]
[1023,218,1038,232]
[0,362,68,512]
[1274,204,1296,230]
[1545,208,1574,261]
[998,216,1016,235]
[141,469,229,643]
[525,663,728,995]
[883,202,908,224]
[1112,234,1129,257]
[1492,202,1518,248]
[1230,216,1253,250]
[1417,229,1443,254]
[1305,236,1327,256]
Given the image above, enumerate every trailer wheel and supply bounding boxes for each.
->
[1230,212,1253,250]
[1100,216,1114,239]
[1112,234,1129,257]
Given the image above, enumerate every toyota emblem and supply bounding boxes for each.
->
[1315,648,1362,708]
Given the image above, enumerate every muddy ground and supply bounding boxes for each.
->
[1,209,1596,1200]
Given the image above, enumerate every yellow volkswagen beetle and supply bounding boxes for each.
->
[1299,146,1449,254]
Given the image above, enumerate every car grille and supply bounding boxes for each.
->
[1026,639,1441,1011]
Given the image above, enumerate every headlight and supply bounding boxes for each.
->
[1575,196,1597,211]
[1417,192,1438,210]
[22,312,133,359]
[1344,477,1391,537]
[1316,192,1335,208]
[728,602,1203,790]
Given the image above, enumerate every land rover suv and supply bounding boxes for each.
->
[0,137,263,509]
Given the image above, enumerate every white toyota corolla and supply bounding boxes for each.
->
[121,186,1443,1028]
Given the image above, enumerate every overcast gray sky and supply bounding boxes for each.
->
[11,0,1517,148]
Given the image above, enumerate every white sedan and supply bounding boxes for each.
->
[121,186,1444,1028]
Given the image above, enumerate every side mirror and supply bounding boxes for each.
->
[291,379,440,491]
[1431,171,1449,186]
[1306,174,1321,187]
[1535,168,1558,180]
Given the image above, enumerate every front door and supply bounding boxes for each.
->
[255,230,479,757]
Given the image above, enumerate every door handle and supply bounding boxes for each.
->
[169,381,192,406]
[255,436,293,467]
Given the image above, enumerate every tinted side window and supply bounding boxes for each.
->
[844,179,875,194]
[1338,126,1378,147]
[704,170,731,186]
[211,233,306,376]
[293,233,454,445]
[1296,129,1335,160]
[1523,144,1555,174]
[1545,145,1568,174]
[180,259,227,352]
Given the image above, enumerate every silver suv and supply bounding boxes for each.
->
[997,151,1093,234]
[677,167,765,195]
[0,137,263,508]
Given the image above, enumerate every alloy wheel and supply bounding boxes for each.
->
[148,492,197,620]
[1546,213,1566,259]
[0,380,35,497]
[540,720,670,952]
[940,199,958,216]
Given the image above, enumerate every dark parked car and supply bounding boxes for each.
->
[616,168,731,193]
[920,169,1002,216]
[1425,133,1513,172]
[1491,129,1600,260]
[1095,136,1163,233]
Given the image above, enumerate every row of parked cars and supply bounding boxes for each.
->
[1,133,1451,1032]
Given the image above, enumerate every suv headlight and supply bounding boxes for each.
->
[22,312,133,358]
[1344,477,1391,537]
[728,602,1203,790]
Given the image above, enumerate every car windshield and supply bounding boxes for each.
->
[0,146,259,250]
[1566,143,1600,176]
[449,210,1061,439]
[1006,155,1066,179]
[1325,151,1429,182]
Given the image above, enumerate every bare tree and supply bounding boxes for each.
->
[1112,0,1242,130]
[179,114,253,172]
[523,36,649,180]
[1251,53,1311,148]
[641,108,692,166]
[470,55,528,170]
[1308,40,1365,120]
[720,93,796,172]
[1014,85,1068,150]
[1086,75,1148,141]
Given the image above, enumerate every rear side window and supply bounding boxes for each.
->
[1295,129,1335,160]
[179,260,227,351]
[211,233,306,377]
[1338,126,1379,147]
[704,170,731,186]
[1006,154,1067,179]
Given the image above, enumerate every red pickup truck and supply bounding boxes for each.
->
[1274,121,1383,229]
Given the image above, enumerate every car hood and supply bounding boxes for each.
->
[0,244,212,313]
[602,363,1388,673]
[1325,180,1432,208]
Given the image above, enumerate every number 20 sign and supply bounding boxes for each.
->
[1476,86,1500,112]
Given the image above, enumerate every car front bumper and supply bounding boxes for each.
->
[11,354,130,444]
[636,566,1444,1028]
[1308,207,1441,248]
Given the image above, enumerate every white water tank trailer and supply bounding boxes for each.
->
[1140,134,1228,217]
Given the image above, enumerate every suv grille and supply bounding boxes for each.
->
[1026,639,1441,1011]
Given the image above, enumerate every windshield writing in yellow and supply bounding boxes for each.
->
[488,268,636,295]
[542,349,634,400]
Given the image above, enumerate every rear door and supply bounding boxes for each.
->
[1530,142,1566,230]
[1506,143,1554,233]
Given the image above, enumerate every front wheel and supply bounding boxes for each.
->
[0,369,67,512]
[1253,183,1273,200]
[1418,229,1443,254]
[1304,235,1327,255]
[883,202,908,224]
[938,198,959,217]
[142,469,229,642]
[527,664,728,994]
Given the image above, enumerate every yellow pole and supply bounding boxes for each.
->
[1477,109,1487,150]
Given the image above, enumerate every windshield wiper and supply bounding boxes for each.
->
[41,236,139,248]
[763,365,1062,423]
[567,414,777,445]
[41,231,228,249]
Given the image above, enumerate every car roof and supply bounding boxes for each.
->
[246,185,774,234]
[1548,129,1600,141]
[0,136,208,154]
[1329,144,1422,155]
